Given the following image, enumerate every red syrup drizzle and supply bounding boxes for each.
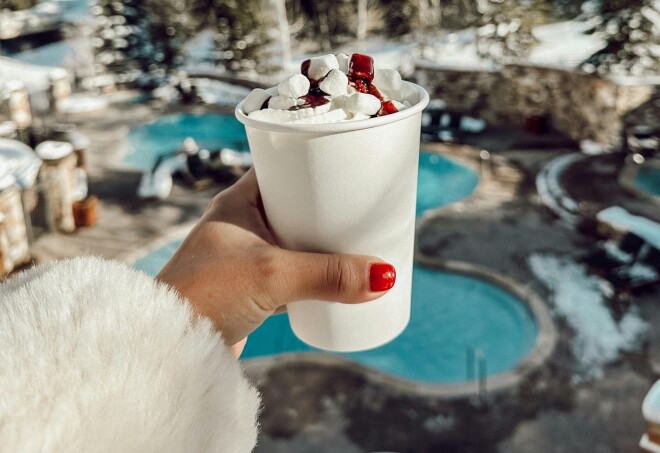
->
[347,53,398,117]
[295,59,329,108]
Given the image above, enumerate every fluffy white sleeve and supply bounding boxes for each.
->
[0,257,260,453]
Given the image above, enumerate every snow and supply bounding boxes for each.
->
[193,78,252,106]
[9,37,94,77]
[597,206,660,250]
[0,57,68,94]
[580,139,612,155]
[56,94,109,114]
[535,153,583,224]
[528,20,605,69]
[529,254,648,380]
[415,21,605,72]
[643,380,660,424]
[0,138,42,189]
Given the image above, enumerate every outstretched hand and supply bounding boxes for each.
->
[157,169,395,357]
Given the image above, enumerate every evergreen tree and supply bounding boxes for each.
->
[581,0,660,77]
[190,0,271,74]
[286,0,357,50]
[379,0,420,36]
[0,0,37,11]
[476,0,551,63]
[91,0,192,86]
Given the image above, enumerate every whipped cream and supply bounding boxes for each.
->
[241,53,414,124]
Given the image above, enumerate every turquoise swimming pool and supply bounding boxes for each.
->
[124,113,479,213]
[134,245,537,383]
[635,166,660,197]
[124,113,249,170]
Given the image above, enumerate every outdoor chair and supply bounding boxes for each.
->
[605,246,660,293]
[583,232,647,274]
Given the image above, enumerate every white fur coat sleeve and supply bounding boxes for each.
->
[0,257,260,453]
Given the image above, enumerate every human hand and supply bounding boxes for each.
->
[156,169,396,357]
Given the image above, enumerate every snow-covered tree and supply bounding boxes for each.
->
[581,0,660,77]
[91,0,192,86]
[190,0,271,74]
[476,0,551,63]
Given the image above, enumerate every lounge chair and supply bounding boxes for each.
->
[583,232,646,274]
[604,246,660,293]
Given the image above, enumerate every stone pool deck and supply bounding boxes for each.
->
[21,103,660,452]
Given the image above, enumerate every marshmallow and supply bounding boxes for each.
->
[349,112,371,121]
[331,94,349,109]
[373,69,402,94]
[242,88,271,114]
[248,102,333,123]
[319,69,348,97]
[307,54,339,80]
[289,109,349,124]
[336,53,349,73]
[345,92,381,116]
[278,74,310,99]
[249,108,316,123]
[268,95,298,110]
[391,100,407,111]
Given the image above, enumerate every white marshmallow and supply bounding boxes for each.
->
[268,95,298,110]
[373,69,402,94]
[391,100,406,111]
[289,109,349,124]
[336,53,349,73]
[278,74,310,99]
[347,84,357,94]
[307,54,339,80]
[349,112,371,121]
[242,88,271,114]
[345,92,381,116]
[331,94,350,109]
[249,108,316,123]
[318,69,348,97]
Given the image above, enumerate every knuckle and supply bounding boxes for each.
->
[325,255,356,295]
[250,249,279,309]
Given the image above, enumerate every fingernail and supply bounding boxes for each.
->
[370,263,396,292]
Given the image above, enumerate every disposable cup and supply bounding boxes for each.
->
[235,82,429,352]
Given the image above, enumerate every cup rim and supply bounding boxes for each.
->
[235,81,430,133]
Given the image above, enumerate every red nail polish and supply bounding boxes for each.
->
[370,263,396,292]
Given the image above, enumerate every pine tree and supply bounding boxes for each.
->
[380,0,420,36]
[476,0,551,63]
[190,0,271,74]
[91,0,192,86]
[581,0,660,77]
[0,0,37,11]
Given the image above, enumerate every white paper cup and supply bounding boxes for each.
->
[235,82,429,352]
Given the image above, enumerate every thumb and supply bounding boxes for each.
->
[273,249,396,306]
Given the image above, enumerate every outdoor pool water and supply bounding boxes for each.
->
[124,113,479,214]
[124,113,249,170]
[134,246,537,383]
[635,166,660,197]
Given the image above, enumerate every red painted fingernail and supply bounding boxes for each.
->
[370,263,396,292]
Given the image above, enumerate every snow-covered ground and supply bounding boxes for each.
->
[529,254,648,381]
[8,37,94,76]
[0,56,66,93]
[193,78,251,106]
[535,153,584,225]
[416,20,605,72]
